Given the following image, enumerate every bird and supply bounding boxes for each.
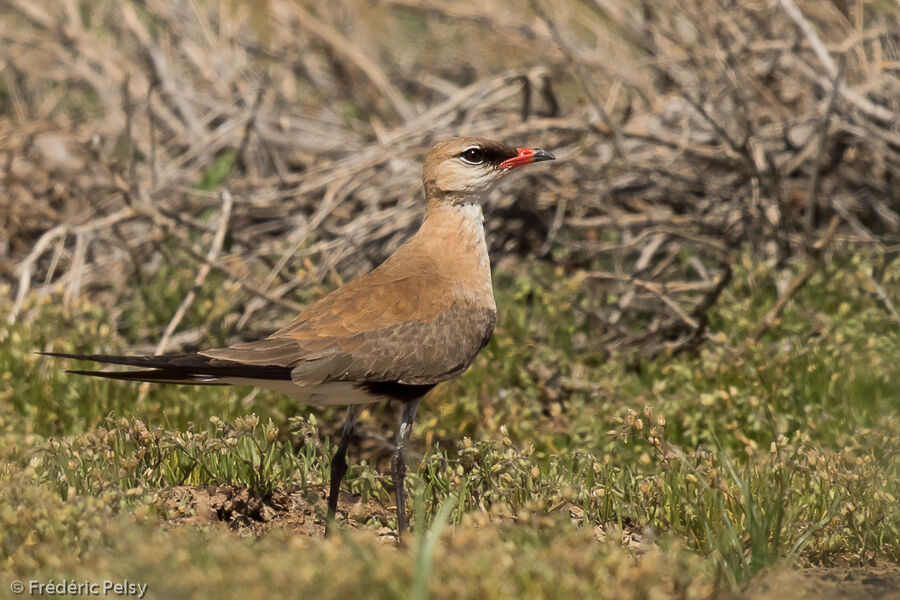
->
[42,136,556,537]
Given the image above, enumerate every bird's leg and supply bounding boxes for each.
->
[391,398,422,539]
[325,404,362,536]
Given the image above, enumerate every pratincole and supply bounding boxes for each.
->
[43,137,556,537]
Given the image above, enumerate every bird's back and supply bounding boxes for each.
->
[200,201,497,395]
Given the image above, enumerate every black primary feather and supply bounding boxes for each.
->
[39,351,292,380]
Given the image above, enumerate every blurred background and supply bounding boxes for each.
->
[1,1,899,597]
[4,0,898,355]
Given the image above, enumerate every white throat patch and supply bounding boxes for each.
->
[453,202,485,224]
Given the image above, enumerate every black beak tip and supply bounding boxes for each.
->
[533,148,555,162]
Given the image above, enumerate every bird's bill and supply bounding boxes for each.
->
[498,147,556,170]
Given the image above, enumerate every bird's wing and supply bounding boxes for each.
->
[201,268,496,386]
[46,261,496,388]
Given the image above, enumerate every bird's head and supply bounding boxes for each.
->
[422,137,555,204]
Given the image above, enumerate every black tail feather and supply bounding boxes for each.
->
[41,351,224,370]
[40,351,292,380]
[65,369,230,385]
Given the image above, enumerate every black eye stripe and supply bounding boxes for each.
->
[458,146,515,165]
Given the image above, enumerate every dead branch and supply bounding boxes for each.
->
[153,189,234,356]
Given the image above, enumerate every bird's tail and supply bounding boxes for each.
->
[39,351,292,385]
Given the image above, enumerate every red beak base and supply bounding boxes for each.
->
[498,147,556,170]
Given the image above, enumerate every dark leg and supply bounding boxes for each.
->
[391,398,422,539]
[326,404,362,536]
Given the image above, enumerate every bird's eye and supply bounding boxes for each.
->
[459,147,485,165]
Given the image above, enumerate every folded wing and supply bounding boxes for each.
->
[202,270,496,386]
[44,263,496,393]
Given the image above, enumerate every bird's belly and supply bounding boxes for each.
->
[220,378,386,406]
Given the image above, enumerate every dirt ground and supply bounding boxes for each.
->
[158,484,899,599]
[738,562,900,600]
[158,484,398,541]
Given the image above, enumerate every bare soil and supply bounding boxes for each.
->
[737,563,900,600]
[158,485,898,599]
[158,484,397,541]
